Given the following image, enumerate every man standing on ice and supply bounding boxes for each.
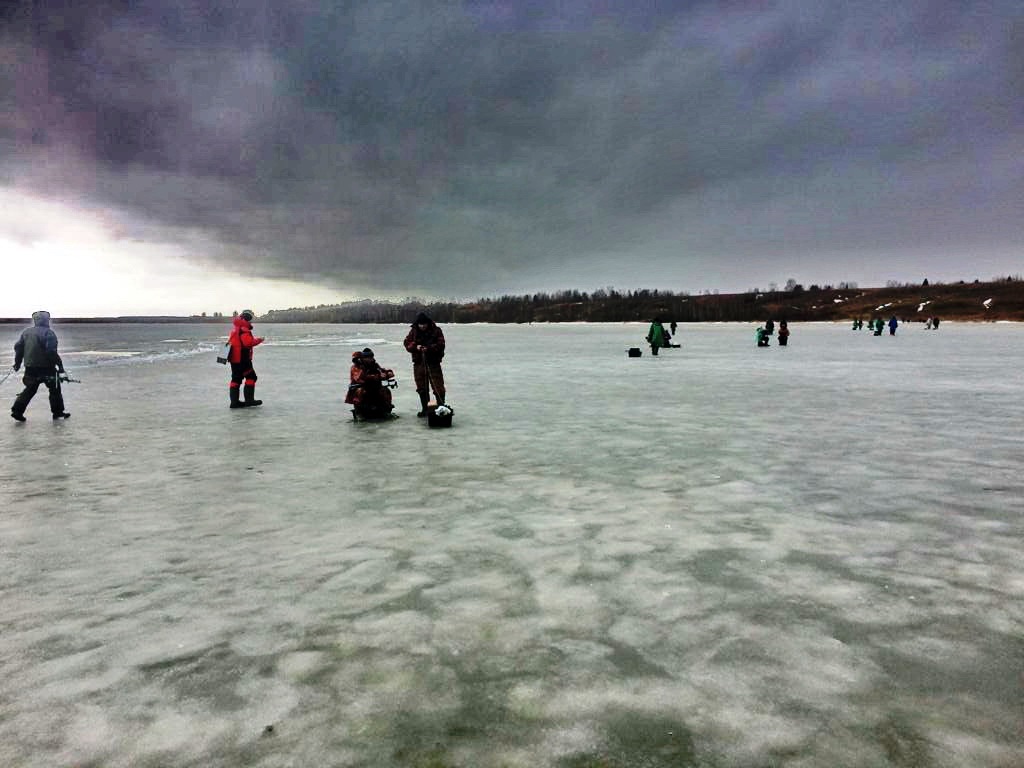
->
[227,310,264,408]
[646,317,668,355]
[404,312,446,417]
[10,311,70,422]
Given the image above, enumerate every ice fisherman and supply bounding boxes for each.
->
[227,310,264,408]
[765,318,775,336]
[404,312,446,417]
[345,348,395,415]
[888,315,899,336]
[10,310,70,422]
[756,326,770,347]
[646,317,668,355]
[777,320,790,346]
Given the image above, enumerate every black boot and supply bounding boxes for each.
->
[417,390,429,417]
[52,412,70,419]
[229,387,245,409]
[243,384,262,408]
[11,410,25,422]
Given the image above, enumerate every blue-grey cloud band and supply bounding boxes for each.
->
[3,0,1022,295]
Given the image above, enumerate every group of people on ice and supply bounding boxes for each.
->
[646,316,793,354]
[228,309,447,420]
[6,308,450,423]
[343,312,447,420]
[853,316,940,334]
[756,318,789,347]
[852,316,900,335]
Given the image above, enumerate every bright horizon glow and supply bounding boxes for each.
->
[0,191,355,317]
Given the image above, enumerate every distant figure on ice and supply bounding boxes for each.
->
[646,317,668,355]
[931,316,940,329]
[777,320,790,346]
[765,318,775,336]
[888,315,899,336]
[345,348,395,419]
[852,318,863,330]
[227,310,264,408]
[756,326,770,347]
[404,312,446,416]
[872,318,884,336]
[10,310,70,422]
[670,320,677,336]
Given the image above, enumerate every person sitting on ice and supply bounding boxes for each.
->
[345,348,395,415]
[756,326,770,347]
[777,320,790,346]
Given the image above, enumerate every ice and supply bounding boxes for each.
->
[1,321,1022,767]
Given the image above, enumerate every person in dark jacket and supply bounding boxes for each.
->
[403,312,446,416]
[777,320,790,346]
[10,310,69,421]
[227,310,264,408]
[888,315,899,336]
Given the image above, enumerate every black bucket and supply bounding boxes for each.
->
[427,404,453,428]
[627,347,642,357]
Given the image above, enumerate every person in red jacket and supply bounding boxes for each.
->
[345,348,395,417]
[228,310,264,408]
[403,312,446,416]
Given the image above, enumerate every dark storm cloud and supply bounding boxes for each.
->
[3,0,1022,295]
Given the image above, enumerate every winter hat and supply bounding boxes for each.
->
[240,309,254,321]
[415,312,430,324]
[31,310,51,326]
[361,347,374,358]
[351,350,363,361]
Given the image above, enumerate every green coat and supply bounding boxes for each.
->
[646,322,667,348]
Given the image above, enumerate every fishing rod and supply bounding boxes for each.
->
[1,369,80,385]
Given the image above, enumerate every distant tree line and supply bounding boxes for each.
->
[258,276,1024,324]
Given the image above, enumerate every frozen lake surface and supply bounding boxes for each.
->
[1,321,1022,767]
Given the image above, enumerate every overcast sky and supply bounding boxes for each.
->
[2,0,1022,315]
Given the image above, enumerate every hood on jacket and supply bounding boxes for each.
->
[31,310,51,327]
[413,312,432,326]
